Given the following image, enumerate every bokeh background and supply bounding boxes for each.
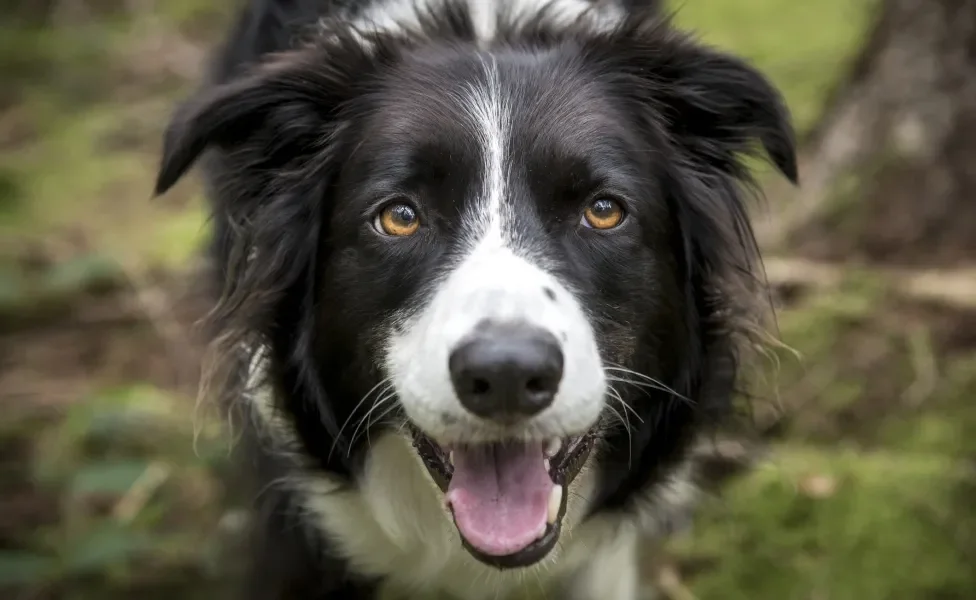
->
[2,1,974,599]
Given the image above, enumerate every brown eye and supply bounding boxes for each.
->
[375,202,420,237]
[582,197,625,230]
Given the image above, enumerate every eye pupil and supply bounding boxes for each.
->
[376,201,421,236]
[592,199,613,216]
[391,205,415,224]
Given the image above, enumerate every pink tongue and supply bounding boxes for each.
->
[446,442,552,557]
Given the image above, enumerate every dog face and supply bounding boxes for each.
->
[156,7,795,571]
[324,50,675,564]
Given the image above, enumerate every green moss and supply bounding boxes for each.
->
[675,446,976,600]
[763,272,976,453]
[768,272,885,399]
[877,354,976,456]
[701,268,976,600]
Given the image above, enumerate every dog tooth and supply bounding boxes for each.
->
[547,485,563,524]
[448,451,454,466]
[544,458,550,471]
[545,439,562,457]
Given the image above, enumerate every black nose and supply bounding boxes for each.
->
[449,322,564,422]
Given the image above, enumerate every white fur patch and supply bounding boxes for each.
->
[564,520,640,600]
[345,0,625,44]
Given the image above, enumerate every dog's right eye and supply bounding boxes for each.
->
[581,197,625,230]
[374,201,421,237]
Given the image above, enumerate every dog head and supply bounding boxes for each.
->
[156,3,795,570]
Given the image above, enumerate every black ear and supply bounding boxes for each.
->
[153,40,381,196]
[619,0,666,16]
[610,21,798,184]
[154,58,323,195]
[662,48,798,183]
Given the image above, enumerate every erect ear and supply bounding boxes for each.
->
[153,41,381,196]
[610,19,799,184]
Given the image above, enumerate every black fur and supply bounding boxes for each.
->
[155,1,795,598]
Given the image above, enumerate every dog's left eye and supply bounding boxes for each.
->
[374,201,421,237]
[581,197,625,230]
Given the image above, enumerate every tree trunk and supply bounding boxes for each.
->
[783,0,976,267]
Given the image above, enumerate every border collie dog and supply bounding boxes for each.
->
[155,0,796,598]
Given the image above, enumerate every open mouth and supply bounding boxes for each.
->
[411,428,593,569]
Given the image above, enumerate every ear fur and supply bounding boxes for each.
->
[600,16,798,183]
[660,47,798,183]
[153,35,387,196]
[156,60,309,195]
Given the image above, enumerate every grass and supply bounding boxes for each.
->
[5,2,974,600]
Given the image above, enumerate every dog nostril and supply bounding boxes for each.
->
[525,377,548,395]
[448,322,564,422]
[471,378,491,395]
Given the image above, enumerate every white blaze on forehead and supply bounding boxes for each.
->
[461,56,514,254]
[358,0,618,34]
[342,0,625,51]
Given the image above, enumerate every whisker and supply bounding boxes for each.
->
[328,378,394,460]
[603,404,627,431]
[605,376,677,405]
[604,365,695,405]
[359,410,395,454]
[346,392,398,456]
[605,373,679,397]
[604,364,689,395]
[604,388,635,469]
[604,383,645,424]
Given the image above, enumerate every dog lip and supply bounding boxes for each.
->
[458,519,562,569]
[411,431,453,491]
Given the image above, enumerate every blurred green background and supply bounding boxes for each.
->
[2,1,975,599]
